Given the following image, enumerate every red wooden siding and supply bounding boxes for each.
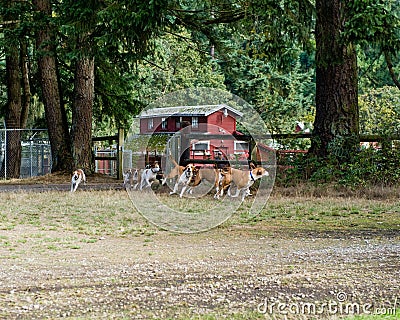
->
[140,113,236,135]
[206,111,236,134]
[139,106,245,161]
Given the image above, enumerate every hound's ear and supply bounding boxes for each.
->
[249,162,256,169]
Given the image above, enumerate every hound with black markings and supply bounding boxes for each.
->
[139,162,160,190]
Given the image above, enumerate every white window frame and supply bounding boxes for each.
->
[192,116,199,128]
[175,117,181,129]
[192,140,210,156]
[234,140,249,154]
[147,118,154,130]
[161,117,168,129]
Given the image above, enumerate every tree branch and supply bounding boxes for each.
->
[384,49,400,90]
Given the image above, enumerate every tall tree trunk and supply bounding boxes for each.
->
[20,40,31,129]
[310,0,359,159]
[2,0,22,179]
[33,0,73,172]
[4,43,22,179]
[71,57,95,172]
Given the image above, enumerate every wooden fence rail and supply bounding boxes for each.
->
[188,132,400,142]
[181,133,398,167]
[102,131,399,179]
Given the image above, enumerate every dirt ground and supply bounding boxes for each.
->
[0,175,399,319]
[0,225,399,319]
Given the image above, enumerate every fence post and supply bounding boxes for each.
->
[4,126,6,180]
[117,128,124,180]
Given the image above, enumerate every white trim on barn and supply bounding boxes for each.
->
[192,140,210,156]
[234,140,249,154]
[139,104,243,119]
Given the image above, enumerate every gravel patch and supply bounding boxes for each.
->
[0,225,398,319]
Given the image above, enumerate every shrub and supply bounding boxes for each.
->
[277,147,400,187]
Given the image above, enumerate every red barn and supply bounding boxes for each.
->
[139,104,249,161]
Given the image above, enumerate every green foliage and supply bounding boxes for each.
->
[2,0,400,156]
[359,86,400,135]
[326,134,360,161]
[91,27,226,135]
[38,0,179,138]
[281,147,400,188]
[204,1,317,140]
[125,133,170,154]
[344,0,400,49]
[245,0,315,69]
[222,45,315,136]
[92,58,141,134]
[357,45,399,92]
[135,28,225,102]
[260,61,315,134]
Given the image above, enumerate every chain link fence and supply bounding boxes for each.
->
[0,123,125,179]
[20,135,52,178]
[0,126,52,179]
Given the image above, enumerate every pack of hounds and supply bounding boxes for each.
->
[70,160,269,199]
[123,158,269,201]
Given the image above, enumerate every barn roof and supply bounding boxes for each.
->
[139,104,243,118]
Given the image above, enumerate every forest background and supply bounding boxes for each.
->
[1,0,400,186]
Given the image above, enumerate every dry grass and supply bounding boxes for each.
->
[0,190,150,237]
[0,188,399,237]
[272,183,400,200]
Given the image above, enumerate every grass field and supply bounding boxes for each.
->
[0,187,399,319]
[0,188,399,236]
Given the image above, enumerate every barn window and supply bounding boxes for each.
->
[192,116,199,128]
[234,141,249,154]
[147,118,154,130]
[175,117,181,129]
[161,117,168,129]
[192,140,210,156]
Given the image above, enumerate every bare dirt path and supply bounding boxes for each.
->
[0,224,398,319]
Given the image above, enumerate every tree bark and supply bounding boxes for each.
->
[20,40,31,129]
[33,0,73,172]
[4,42,22,179]
[71,57,95,172]
[1,0,22,179]
[309,0,359,159]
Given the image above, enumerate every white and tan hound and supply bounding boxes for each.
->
[71,169,86,192]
